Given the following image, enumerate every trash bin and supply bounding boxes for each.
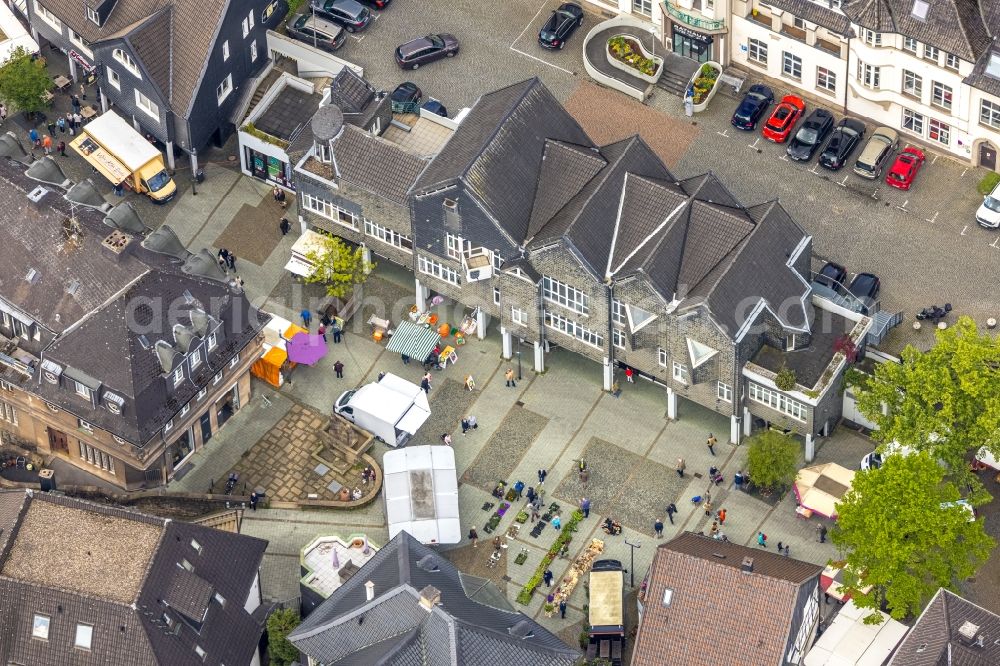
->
[39,468,56,492]
[194,168,205,184]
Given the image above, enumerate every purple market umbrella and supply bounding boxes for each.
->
[286,332,328,365]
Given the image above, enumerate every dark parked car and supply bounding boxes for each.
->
[421,99,448,117]
[786,108,835,161]
[395,34,460,69]
[390,82,422,108]
[819,118,866,170]
[311,0,372,32]
[538,2,584,49]
[815,261,847,289]
[848,272,881,311]
[731,84,773,130]
[286,14,347,53]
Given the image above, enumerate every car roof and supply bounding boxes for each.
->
[872,126,898,141]
[398,37,433,54]
[328,0,365,12]
[301,14,343,35]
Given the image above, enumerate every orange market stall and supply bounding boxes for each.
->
[251,314,308,387]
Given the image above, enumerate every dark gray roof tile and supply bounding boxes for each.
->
[843,0,993,60]
[889,589,1000,666]
[333,125,430,206]
[765,0,852,35]
[526,140,606,241]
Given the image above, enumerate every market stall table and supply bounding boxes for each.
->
[53,75,71,90]
[386,319,441,361]
[794,463,855,519]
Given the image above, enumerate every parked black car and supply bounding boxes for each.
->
[538,2,584,49]
[395,34,460,69]
[730,84,773,130]
[390,82,422,107]
[787,108,835,161]
[848,272,881,312]
[421,99,448,117]
[311,0,372,32]
[815,261,847,289]
[818,118,866,170]
[286,14,347,53]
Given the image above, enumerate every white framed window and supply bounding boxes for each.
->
[493,287,501,305]
[68,29,92,59]
[748,38,767,65]
[195,645,206,660]
[214,372,223,384]
[858,62,880,88]
[173,366,184,386]
[32,614,50,640]
[78,418,93,433]
[931,81,953,110]
[511,307,528,326]
[980,100,1000,128]
[113,48,141,77]
[106,67,121,91]
[191,538,202,553]
[903,37,918,53]
[180,558,194,572]
[417,255,459,285]
[862,29,881,46]
[657,348,667,368]
[32,1,61,30]
[181,403,190,417]
[248,9,255,29]
[216,74,233,105]
[190,347,202,370]
[197,388,208,401]
[317,143,331,163]
[632,0,652,17]
[945,53,960,70]
[207,333,218,351]
[213,592,226,606]
[492,252,504,271]
[902,70,922,98]
[445,233,471,260]
[134,90,159,120]
[300,194,359,230]
[250,40,258,62]
[75,381,92,399]
[74,624,93,651]
[817,67,836,92]
[242,16,250,37]
[0,400,17,425]
[782,52,802,79]
[87,6,100,25]
[672,361,688,384]
[164,419,174,432]
[222,40,230,61]
[928,118,950,145]
[364,219,412,251]
[903,108,925,134]
[612,328,626,350]
[543,311,603,348]
[611,299,626,325]
[749,381,807,421]
[924,44,939,61]
[230,353,240,368]
[717,381,732,402]
[542,276,590,315]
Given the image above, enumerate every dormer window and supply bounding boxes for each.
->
[207,332,218,351]
[181,402,190,417]
[104,392,124,415]
[86,6,100,25]
[191,538,202,553]
[190,348,202,370]
[173,367,184,386]
[195,645,206,660]
[112,48,141,78]
[75,382,92,400]
[41,359,62,385]
[164,419,174,433]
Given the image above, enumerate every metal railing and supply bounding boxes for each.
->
[664,3,725,31]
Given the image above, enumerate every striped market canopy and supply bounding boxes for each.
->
[386,320,441,361]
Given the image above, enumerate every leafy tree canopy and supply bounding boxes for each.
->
[304,234,374,299]
[832,452,994,622]
[0,47,51,115]
[746,430,799,492]
[850,317,1000,477]
[266,607,301,666]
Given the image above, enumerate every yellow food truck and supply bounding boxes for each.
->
[70,111,176,203]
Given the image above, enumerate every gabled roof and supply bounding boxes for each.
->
[526,139,606,241]
[289,531,580,666]
[329,67,377,116]
[126,7,172,97]
[888,588,1000,665]
[964,41,1000,97]
[332,124,430,206]
[632,532,822,666]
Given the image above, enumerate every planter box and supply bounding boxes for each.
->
[606,35,663,84]
[687,61,724,113]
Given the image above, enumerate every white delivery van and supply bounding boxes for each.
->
[334,373,430,446]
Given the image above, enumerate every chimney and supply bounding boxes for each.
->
[443,198,460,233]
[364,580,375,602]
[101,230,134,262]
[741,556,754,574]
[957,621,982,646]
[418,585,441,611]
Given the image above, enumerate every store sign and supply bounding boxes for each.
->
[672,24,714,45]
[69,49,94,72]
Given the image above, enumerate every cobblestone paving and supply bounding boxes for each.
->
[409,378,478,447]
[213,199,287,265]
[460,407,549,493]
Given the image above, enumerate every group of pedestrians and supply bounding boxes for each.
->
[217,248,237,272]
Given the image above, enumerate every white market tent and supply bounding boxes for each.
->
[383,445,460,545]
[794,463,856,518]
[804,600,908,666]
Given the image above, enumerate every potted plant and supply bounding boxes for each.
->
[605,34,663,83]
[685,61,724,112]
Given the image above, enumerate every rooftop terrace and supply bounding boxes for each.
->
[300,534,379,600]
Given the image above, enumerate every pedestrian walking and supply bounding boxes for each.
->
[28,128,39,147]
[401,353,410,365]
[538,469,547,484]
[543,569,553,587]
[301,309,312,328]
[757,532,767,548]
[318,324,327,342]
[709,521,719,537]
[552,514,562,530]
[250,492,259,511]
[559,600,567,618]
[466,414,477,431]
[817,523,827,543]
[675,457,686,478]
[0,103,7,122]
[71,95,81,113]
[654,518,664,537]
[332,320,342,343]
[46,120,56,137]
[505,367,516,387]
[717,508,726,525]
[333,360,344,379]
[531,505,540,522]
[580,498,590,518]
[734,469,745,491]
[113,182,124,197]
[79,83,87,100]
[226,252,236,271]
[42,135,52,155]
[441,433,452,446]
[66,113,75,136]
[625,366,634,383]
[776,541,784,552]
[707,432,717,456]
[420,377,430,393]
[57,116,66,133]
[783,544,790,557]
[461,417,471,434]
[57,140,65,157]
[279,217,291,235]
[73,112,82,129]
[526,486,536,503]
[666,503,677,524]
[468,526,479,548]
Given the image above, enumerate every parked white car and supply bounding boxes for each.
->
[975,180,1000,228]
[861,443,915,470]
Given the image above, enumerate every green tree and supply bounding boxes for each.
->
[304,234,374,299]
[746,430,799,493]
[832,452,994,622]
[849,317,1000,477]
[0,47,52,115]
[266,607,301,666]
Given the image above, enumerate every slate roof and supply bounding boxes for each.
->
[255,86,324,142]
[765,0,853,36]
[632,532,822,666]
[329,68,378,119]
[332,125,431,206]
[0,490,268,666]
[128,7,173,97]
[888,588,1000,666]
[842,0,994,61]
[289,531,580,666]
[964,41,1000,97]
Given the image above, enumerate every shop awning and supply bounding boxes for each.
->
[385,320,440,360]
[795,463,856,519]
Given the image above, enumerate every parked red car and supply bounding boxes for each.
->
[885,146,925,190]
[761,95,805,143]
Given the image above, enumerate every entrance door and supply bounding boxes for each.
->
[200,412,213,444]
[980,142,997,171]
[672,29,712,62]
[47,427,69,453]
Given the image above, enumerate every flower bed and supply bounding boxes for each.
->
[606,35,663,83]
[685,61,723,112]
[516,509,585,605]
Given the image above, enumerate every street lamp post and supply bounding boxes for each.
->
[624,539,641,588]
[516,349,522,381]
[190,148,198,196]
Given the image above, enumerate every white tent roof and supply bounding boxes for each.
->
[383,446,460,545]
[804,600,908,666]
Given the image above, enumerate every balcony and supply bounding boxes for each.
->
[664,2,725,32]
[815,38,843,57]
[745,10,772,29]
[780,24,807,44]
